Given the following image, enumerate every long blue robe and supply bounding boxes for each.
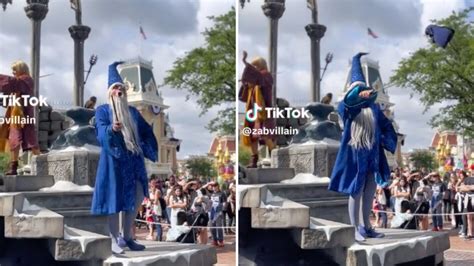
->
[329,85,397,196]
[91,104,158,215]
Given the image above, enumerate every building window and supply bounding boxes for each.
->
[120,67,139,92]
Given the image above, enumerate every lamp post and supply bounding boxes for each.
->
[24,0,49,139]
[242,1,285,106]
[306,0,326,102]
[320,52,333,82]
[83,54,98,88]
[69,0,90,107]
[262,0,285,106]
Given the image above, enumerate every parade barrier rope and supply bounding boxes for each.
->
[372,209,474,216]
[135,218,236,229]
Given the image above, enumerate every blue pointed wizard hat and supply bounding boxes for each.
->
[425,24,455,49]
[108,61,124,90]
[344,52,377,108]
[351,52,368,85]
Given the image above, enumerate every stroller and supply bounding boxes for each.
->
[166,212,195,243]
[173,211,209,244]
[400,197,430,230]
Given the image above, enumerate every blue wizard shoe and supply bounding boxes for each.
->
[125,239,146,251]
[343,52,378,108]
[117,236,146,251]
[358,225,385,238]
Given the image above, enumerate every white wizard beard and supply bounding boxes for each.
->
[109,93,142,154]
[348,108,375,150]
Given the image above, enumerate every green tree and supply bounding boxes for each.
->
[238,143,251,166]
[409,150,436,170]
[185,156,216,179]
[0,153,9,174]
[390,8,474,136]
[164,7,235,135]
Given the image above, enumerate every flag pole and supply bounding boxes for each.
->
[138,21,142,58]
[367,28,370,53]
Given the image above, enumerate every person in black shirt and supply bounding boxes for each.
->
[210,183,226,247]
[459,172,474,239]
[407,171,421,199]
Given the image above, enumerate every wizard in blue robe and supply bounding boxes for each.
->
[91,62,158,253]
[329,52,397,241]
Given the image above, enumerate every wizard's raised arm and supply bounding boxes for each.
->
[339,53,378,121]
[0,74,14,93]
[0,74,32,95]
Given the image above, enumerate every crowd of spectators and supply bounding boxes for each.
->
[372,167,474,240]
[136,174,236,247]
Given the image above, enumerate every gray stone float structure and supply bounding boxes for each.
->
[239,156,450,265]
[32,150,99,186]
[0,175,111,263]
[272,142,339,177]
[38,104,70,152]
[34,107,100,185]
[273,98,308,147]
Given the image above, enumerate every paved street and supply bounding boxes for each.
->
[215,234,236,265]
[445,226,474,266]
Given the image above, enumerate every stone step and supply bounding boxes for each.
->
[241,168,295,184]
[23,191,92,212]
[265,182,344,201]
[0,175,55,192]
[344,229,450,266]
[291,217,354,249]
[0,192,24,216]
[57,209,109,235]
[239,183,347,208]
[251,199,309,229]
[239,184,267,208]
[239,227,340,266]
[4,208,63,238]
[49,226,111,261]
[102,241,217,266]
[298,198,350,224]
[271,142,340,177]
